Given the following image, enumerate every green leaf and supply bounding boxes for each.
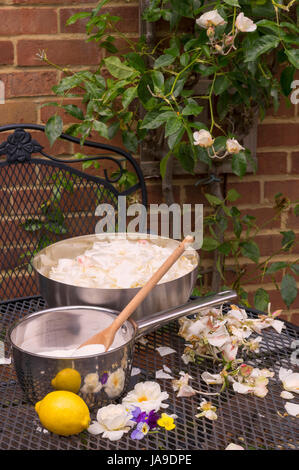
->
[125,52,146,73]
[104,56,136,79]
[285,49,299,69]
[280,66,295,96]
[167,126,185,150]
[160,152,171,179]
[122,86,137,108]
[141,111,174,130]
[174,142,195,173]
[231,152,247,177]
[165,116,182,137]
[66,11,91,25]
[182,100,203,116]
[62,104,84,121]
[265,262,288,274]
[201,237,219,251]
[281,230,295,251]
[217,241,232,256]
[122,130,138,153]
[294,204,299,217]
[223,0,240,6]
[281,274,298,308]
[92,120,108,139]
[214,75,231,96]
[154,54,176,69]
[290,264,299,275]
[240,240,260,263]
[254,288,270,312]
[244,35,279,63]
[45,115,63,147]
[226,188,240,202]
[204,193,223,206]
[151,70,165,93]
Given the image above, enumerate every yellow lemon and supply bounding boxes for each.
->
[51,368,81,394]
[35,391,90,436]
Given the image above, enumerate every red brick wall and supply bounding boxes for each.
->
[0,0,298,323]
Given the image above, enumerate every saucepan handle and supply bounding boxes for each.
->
[135,289,237,339]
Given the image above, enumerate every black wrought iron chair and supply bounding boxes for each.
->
[0,124,147,303]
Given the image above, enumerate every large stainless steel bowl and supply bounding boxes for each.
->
[33,233,199,321]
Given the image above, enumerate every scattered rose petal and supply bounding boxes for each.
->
[284,402,299,417]
[156,346,176,357]
[131,367,141,377]
[201,371,224,385]
[225,443,244,450]
[163,365,172,374]
[279,367,299,395]
[0,356,11,365]
[156,369,174,380]
[280,391,295,400]
[0,341,11,365]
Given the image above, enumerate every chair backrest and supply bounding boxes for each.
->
[0,124,147,301]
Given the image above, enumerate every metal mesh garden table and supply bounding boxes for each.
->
[0,296,298,450]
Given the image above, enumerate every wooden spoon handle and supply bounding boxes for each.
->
[109,235,194,334]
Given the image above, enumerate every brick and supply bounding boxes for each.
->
[285,207,299,231]
[226,181,260,205]
[224,263,283,286]
[0,101,37,125]
[0,71,58,98]
[256,152,287,175]
[254,233,288,257]
[0,41,14,65]
[291,152,299,174]
[264,180,299,203]
[257,123,299,148]
[147,183,180,205]
[0,8,57,36]
[60,6,139,34]
[13,0,95,4]
[227,207,281,232]
[248,288,299,311]
[291,313,299,327]
[17,39,102,66]
[184,184,212,205]
[266,96,295,118]
[40,98,86,125]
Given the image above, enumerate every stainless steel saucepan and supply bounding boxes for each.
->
[32,233,199,322]
[9,290,237,409]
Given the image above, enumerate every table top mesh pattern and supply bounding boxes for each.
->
[0,297,298,450]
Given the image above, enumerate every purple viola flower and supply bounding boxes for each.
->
[131,421,149,440]
[147,410,160,430]
[100,372,108,385]
[131,406,147,424]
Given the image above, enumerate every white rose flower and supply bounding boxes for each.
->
[193,129,214,148]
[122,381,169,413]
[235,12,257,32]
[87,404,134,441]
[196,10,226,29]
[104,368,126,398]
[81,373,102,394]
[226,138,244,154]
[196,399,217,420]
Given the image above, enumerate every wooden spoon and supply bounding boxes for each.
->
[77,235,195,352]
